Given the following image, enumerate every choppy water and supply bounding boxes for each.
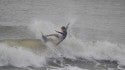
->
[0,22,125,70]
[0,39,122,70]
[0,0,125,70]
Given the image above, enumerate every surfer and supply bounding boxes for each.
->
[45,23,70,45]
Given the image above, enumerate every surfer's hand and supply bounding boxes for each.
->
[67,23,70,26]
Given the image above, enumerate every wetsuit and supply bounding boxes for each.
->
[55,24,69,45]
[55,30,67,45]
[56,30,67,40]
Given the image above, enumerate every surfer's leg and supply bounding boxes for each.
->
[46,34,59,38]
[47,38,57,45]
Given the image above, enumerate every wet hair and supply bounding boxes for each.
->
[61,26,66,30]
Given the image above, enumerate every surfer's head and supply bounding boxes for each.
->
[61,26,66,31]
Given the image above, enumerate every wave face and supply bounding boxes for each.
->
[28,20,125,66]
[0,43,46,67]
[0,21,124,70]
[0,0,125,70]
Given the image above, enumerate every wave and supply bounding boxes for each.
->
[0,38,124,68]
[58,37,125,66]
[48,65,87,70]
[0,20,125,68]
[0,43,46,68]
[28,20,125,66]
[62,36,125,65]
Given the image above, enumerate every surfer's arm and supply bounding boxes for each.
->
[55,30,63,34]
[65,23,70,30]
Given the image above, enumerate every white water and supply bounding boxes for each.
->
[0,0,125,70]
[0,43,46,68]
[0,20,125,69]
[29,20,125,66]
[49,66,88,70]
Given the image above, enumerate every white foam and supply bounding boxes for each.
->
[28,19,125,66]
[28,20,57,39]
[61,37,125,65]
[49,66,87,70]
[0,43,46,67]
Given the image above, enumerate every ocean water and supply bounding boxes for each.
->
[0,0,125,70]
[0,22,124,70]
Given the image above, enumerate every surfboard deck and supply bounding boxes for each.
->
[41,32,60,46]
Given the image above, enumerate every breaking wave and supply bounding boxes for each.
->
[0,43,46,67]
[28,20,125,66]
[0,20,125,68]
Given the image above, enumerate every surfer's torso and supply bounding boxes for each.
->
[43,23,69,45]
[57,31,67,39]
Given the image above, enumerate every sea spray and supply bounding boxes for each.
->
[61,37,125,66]
[28,19,125,66]
[27,19,77,58]
[48,65,87,70]
[28,20,57,39]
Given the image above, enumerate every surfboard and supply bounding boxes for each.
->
[41,32,61,46]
